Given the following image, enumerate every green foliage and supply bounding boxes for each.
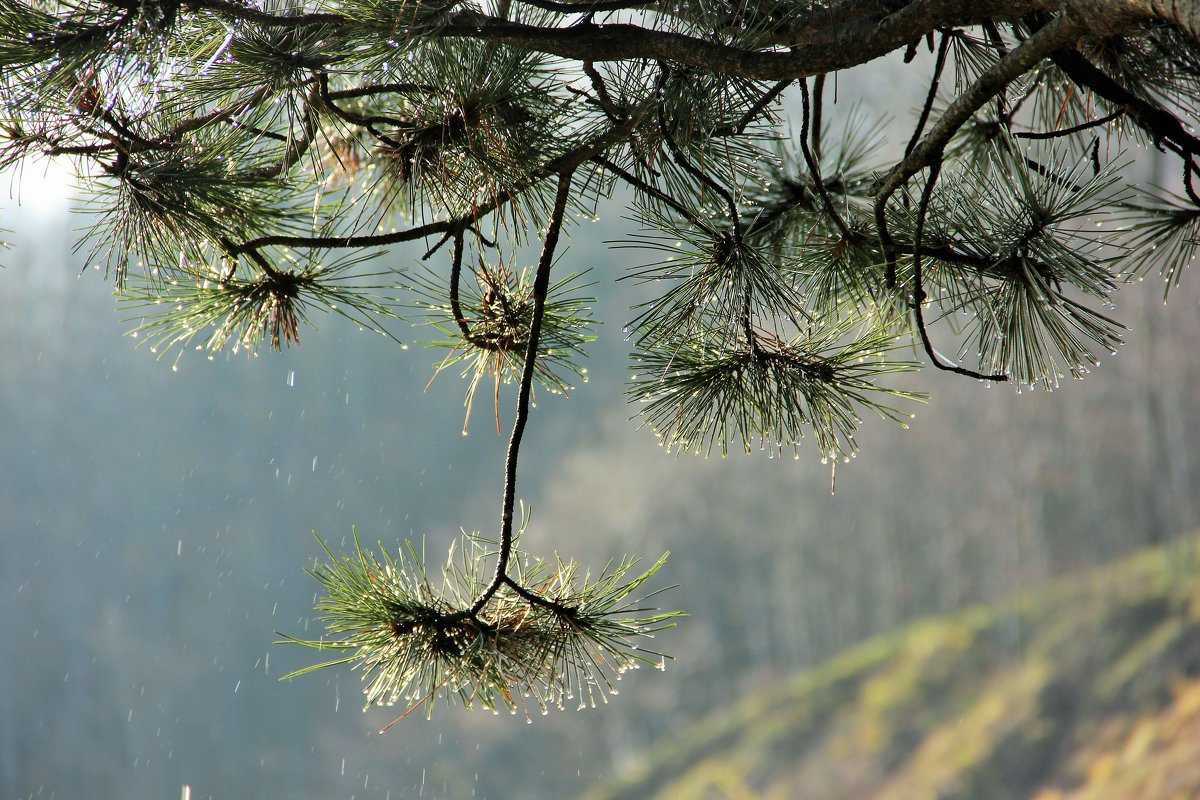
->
[892,141,1128,388]
[408,260,596,432]
[281,528,680,721]
[1120,184,1200,299]
[122,250,401,356]
[631,314,923,458]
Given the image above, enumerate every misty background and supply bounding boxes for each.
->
[2,56,1199,800]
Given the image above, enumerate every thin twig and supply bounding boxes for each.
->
[447,231,475,342]
[711,79,792,138]
[502,575,575,616]
[324,83,436,101]
[798,79,852,240]
[1050,47,1200,159]
[592,156,715,234]
[470,169,575,615]
[317,72,406,150]
[904,30,950,158]
[232,111,644,255]
[582,61,621,121]
[1013,108,1124,140]
[811,73,825,160]
[254,86,321,180]
[1184,154,1200,208]
[655,64,742,240]
[910,162,1007,381]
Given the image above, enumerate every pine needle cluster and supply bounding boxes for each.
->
[282,530,680,722]
[408,257,595,432]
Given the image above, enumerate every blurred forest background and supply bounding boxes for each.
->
[2,56,1199,800]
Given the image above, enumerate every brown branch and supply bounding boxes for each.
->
[323,82,436,100]
[187,0,347,27]
[447,231,474,342]
[232,111,645,255]
[436,2,1053,82]
[908,161,1007,381]
[711,79,792,138]
[875,10,1086,288]
[253,87,321,180]
[1012,108,1125,139]
[1050,47,1200,157]
[470,169,576,615]
[166,85,274,139]
[904,29,951,157]
[592,156,714,234]
[655,64,741,238]
[798,79,853,241]
[811,73,825,160]
[513,0,653,13]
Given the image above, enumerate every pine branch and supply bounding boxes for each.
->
[280,530,681,721]
[474,168,575,613]
[876,9,1084,306]
[909,161,1005,380]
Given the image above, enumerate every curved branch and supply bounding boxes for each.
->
[232,112,644,255]
[1050,47,1200,157]
[447,231,474,342]
[592,156,716,235]
[189,0,348,27]
[470,168,575,615]
[655,66,741,239]
[437,2,1052,81]
[875,11,1086,289]
[904,29,951,157]
[1012,108,1125,140]
[254,86,321,180]
[909,162,1007,381]
[798,79,853,241]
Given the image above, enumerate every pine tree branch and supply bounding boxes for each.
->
[581,60,621,121]
[254,86,321,180]
[591,156,715,235]
[231,112,644,256]
[1144,0,1200,42]
[167,85,274,140]
[187,0,349,28]
[876,10,1086,289]
[798,78,853,242]
[446,230,475,342]
[470,168,575,615]
[1012,108,1125,140]
[434,2,1067,81]
[904,29,951,157]
[655,63,742,238]
[316,73,406,150]
[1050,46,1200,158]
[908,161,1006,381]
[323,83,436,101]
[711,79,791,138]
[513,0,653,13]
[811,73,825,160]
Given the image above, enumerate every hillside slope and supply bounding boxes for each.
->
[586,540,1200,800]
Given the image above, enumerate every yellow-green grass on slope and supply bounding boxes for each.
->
[585,539,1200,800]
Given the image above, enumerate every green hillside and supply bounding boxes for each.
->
[586,540,1200,800]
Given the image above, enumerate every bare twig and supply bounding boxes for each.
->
[908,162,1007,381]
[470,168,576,615]
[798,79,853,241]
